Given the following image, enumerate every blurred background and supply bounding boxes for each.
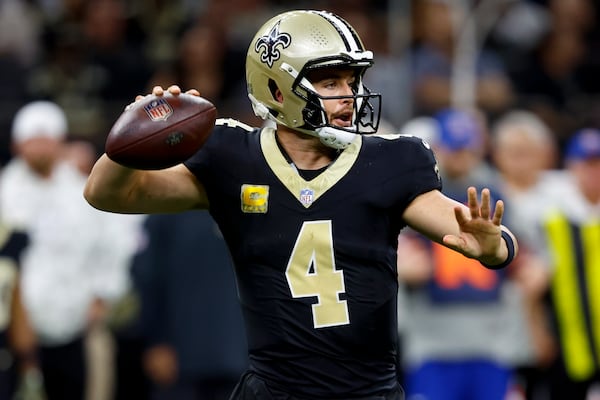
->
[0,0,599,400]
[0,0,598,165]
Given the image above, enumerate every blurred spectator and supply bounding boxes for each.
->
[0,0,41,166]
[430,107,495,186]
[548,0,596,36]
[133,211,248,400]
[148,18,252,124]
[490,110,562,246]
[154,22,234,105]
[398,108,525,400]
[25,23,107,142]
[62,139,99,176]
[206,0,275,52]
[0,0,43,67]
[0,101,142,400]
[509,29,588,147]
[129,0,199,67]
[489,110,565,399]
[0,224,44,400]
[491,0,551,56]
[80,0,152,105]
[400,115,439,145]
[508,0,598,148]
[538,128,600,400]
[26,0,152,148]
[344,9,409,132]
[0,53,27,166]
[108,282,151,400]
[410,0,514,117]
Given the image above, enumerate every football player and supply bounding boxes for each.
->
[84,10,518,400]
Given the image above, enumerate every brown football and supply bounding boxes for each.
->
[105,92,217,170]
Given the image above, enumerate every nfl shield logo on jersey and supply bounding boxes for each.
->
[299,188,314,207]
[144,98,173,121]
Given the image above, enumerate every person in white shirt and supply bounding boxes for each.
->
[0,101,142,400]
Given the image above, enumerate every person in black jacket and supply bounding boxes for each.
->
[134,211,247,400]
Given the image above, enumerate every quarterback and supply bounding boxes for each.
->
[85,10,518,400]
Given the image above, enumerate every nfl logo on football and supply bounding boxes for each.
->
[299,188,314,207]
[144,98,173,121]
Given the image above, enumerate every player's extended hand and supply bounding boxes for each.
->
[442,186,507,265]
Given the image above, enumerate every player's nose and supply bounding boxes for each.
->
[340,84,354,103]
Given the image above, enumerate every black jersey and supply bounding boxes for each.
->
[184,119,441,398]
[0,226,28,348]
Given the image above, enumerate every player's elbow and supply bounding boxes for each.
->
[83,177,131,213]
[83,179,112,212]
[83,154,142,213]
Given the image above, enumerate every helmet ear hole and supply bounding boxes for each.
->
[268,79,280,101]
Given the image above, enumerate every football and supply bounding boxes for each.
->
[105,92,217,170]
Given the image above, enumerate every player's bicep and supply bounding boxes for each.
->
[403,189,465,244]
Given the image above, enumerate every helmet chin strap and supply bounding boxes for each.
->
[248,93,272,120]
[290,126,356,150]
[315,126,357,150]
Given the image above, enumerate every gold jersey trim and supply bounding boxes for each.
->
[260,127,362,208]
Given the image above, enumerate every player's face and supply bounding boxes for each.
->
[308,68,358,129]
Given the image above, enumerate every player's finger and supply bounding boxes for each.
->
[480,188,491,220]
[454,205,469,226]
[167,85,182,95]
[492,199,504,226]
[127,95,146,110]
[442,234,465,252]
[152,86,164,96]
[185,89,200,97]
[467,187,479,219]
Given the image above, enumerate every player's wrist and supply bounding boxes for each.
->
[480,230,516,270]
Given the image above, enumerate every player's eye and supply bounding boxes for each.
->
[323,80,337,89]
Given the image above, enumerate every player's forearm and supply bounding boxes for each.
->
[84,154,145,213]
[85,155,209,214]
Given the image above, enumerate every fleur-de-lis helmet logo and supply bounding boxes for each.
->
[254,21,291,68]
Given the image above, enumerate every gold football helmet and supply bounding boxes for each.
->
[246,10,381,148]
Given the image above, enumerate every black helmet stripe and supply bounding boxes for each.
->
[312,11,364,52]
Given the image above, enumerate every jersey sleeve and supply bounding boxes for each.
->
[184,118,258,186]
[390,135,442,211]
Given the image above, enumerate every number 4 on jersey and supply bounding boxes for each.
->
[285,220,350,328]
